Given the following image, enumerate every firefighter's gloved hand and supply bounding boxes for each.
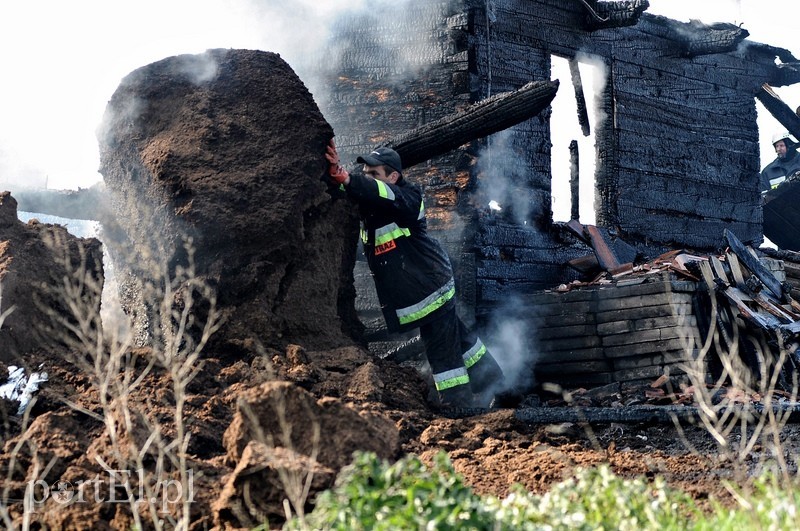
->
[325,139,349,185]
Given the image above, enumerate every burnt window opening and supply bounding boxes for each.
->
[549,54,606,225]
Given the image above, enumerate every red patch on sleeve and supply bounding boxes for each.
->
[374,240,397,255]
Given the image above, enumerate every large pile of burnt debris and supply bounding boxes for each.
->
[530,222,800,396]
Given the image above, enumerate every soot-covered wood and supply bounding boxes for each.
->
[320,0,793,327]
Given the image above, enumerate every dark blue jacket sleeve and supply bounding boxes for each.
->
[345,173,421,226]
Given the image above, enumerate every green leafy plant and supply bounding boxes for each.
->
[506,465,697,530]
[283,451,800,531]
[284,451,492,530]
[283,452,701,531]
[698,474,800,531]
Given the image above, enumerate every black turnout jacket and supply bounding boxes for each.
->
[761,151,800,192]
[344,172,455,333]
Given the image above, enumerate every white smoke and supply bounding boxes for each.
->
[473,129,537,226]
[176,53,220,85]
[576,52,609,134]
[0,0,372,192]
[484,295,537,394]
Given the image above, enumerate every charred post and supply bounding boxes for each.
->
[569,139,580,221]
[756,84,800,142]
[569,58,591,137]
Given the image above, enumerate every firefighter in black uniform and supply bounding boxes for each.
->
[325,139,510,408]
[760,131,800,193]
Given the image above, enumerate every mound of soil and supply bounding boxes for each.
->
[0,191,103,363]
[97,48,361,351]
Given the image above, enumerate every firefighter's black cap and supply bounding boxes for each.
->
[357,147,403,173]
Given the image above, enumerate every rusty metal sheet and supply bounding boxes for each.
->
[586,224,621,270]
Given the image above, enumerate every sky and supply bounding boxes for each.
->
[0,0,798,192]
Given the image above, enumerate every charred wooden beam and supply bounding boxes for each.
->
[513,404,800,424]
[581,0,649,31]
[770,47,798,64]
[756,84,800,142]
[383,80,559,169]
[569,140,580,221]
[772,62,800,88]
[676,20,749,57]
[569,59,590,137]
[586,224,621,270]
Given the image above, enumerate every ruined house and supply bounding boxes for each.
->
[9,1,800,392]
[315,0,800,387]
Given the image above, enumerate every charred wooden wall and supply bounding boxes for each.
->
[319,1,473,234]
[318,0,786,326]
[594,14,767,249]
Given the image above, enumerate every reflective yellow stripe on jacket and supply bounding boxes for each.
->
[375,180,395,200]
[433,367,470,391]
[361,199,424,245]
[463,338,487,369]
[396,278,455,326]
[375,223,410,246]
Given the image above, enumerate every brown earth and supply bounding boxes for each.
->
[5,339,800,530]
[0,192,104,362]
[3,48,800,530]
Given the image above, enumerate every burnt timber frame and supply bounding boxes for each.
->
[317,0,799,327]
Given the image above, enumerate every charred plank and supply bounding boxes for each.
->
[771,62,800,87]
[675,20,749,58]
[586,225,622,270]
[383,80,559,169]
[515,404,800,424]
[724,228,786,302]
[569,59,590,136]
[756,84,800,143]
[515,404,697,424]
[581,0,649,31]
[569,140,580,221]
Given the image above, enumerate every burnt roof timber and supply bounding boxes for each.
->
[568,58,591,137]
[383,79,559,169]
[580,0,649,31]
[641,13,798,74]
[755,84,800,144]
[635,14,748,57]
[770,62,800,88]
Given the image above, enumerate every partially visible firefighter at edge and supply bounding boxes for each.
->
[760,131,800,193]
[324,139,519,410]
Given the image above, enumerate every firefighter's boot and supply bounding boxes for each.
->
[437,383,474,409]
